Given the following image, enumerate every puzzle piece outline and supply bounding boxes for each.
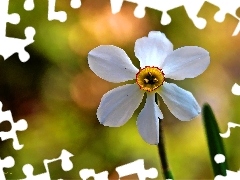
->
[0,101,28,150]
[24,0,82,21]
[220,122,240,138]
[0,156,15,180]
[110,0,240,36]
[116,159,158,180]
[214,154,240,180]
[21,149,74,180]
[0,0,36,62]
[0,0,82,62]
[79,169,109,180]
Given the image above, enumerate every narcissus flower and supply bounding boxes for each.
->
[88,31,210,144]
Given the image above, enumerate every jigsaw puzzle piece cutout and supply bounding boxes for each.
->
[79,169,109,180]
[144,0,184,25]
[21,150,73,180]
[112,0,146,18]
[0,0,36,62]
[133,0,146,18]
[110,0,240,36]
[214,154,240,179]
[21,164,50,180]
[25,0,81,12]
[145,0,184,25]
[209,0,240,36]
[206,0,240,22]
[48,0,67,22]
[116,159,158,180]
[220,122,240,138]
[43,149,74,171]
[112,0,205,27]
[132,0,179,21]
[70,0,81,9]
[183,0,207,29]
[190,0,239,35]
[0,0,19,38]
[215,170,240,180]
[24,0,35,11]
[110,0,206,27]
[48,0,83,22]
[186,0,240,35]
[0,156,15,180]
[0,26,36,62]
[0,101,28,150]
[7,13,20,25]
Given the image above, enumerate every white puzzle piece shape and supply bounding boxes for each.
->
[21,149,73,180]
[110,0,240,36]
[0,101,28,150]
[0,0,35,62]
[116,159,158,180]
[0,156,14,180]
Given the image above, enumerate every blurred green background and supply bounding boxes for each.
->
[0,0,240,179]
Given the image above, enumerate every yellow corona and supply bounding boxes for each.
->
[136,66,165,92]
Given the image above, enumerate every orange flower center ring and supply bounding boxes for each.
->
[136,66,165,92]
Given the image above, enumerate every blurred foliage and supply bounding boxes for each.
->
[0,0,239,179]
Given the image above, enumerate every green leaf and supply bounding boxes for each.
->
[202,103,228,177]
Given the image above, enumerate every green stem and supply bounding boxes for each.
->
[156,95,174,179]
[157,118,174,179]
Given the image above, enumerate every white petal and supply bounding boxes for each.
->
[88,45,138,83]
[137,93,163,144]
[97,84,144,127]
[134,31,173,68]
[162,46,210,80]
[158,82,201,121]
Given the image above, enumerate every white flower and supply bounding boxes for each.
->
[88,31,210,144]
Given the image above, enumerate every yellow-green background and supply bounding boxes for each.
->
[0,0,240,179]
